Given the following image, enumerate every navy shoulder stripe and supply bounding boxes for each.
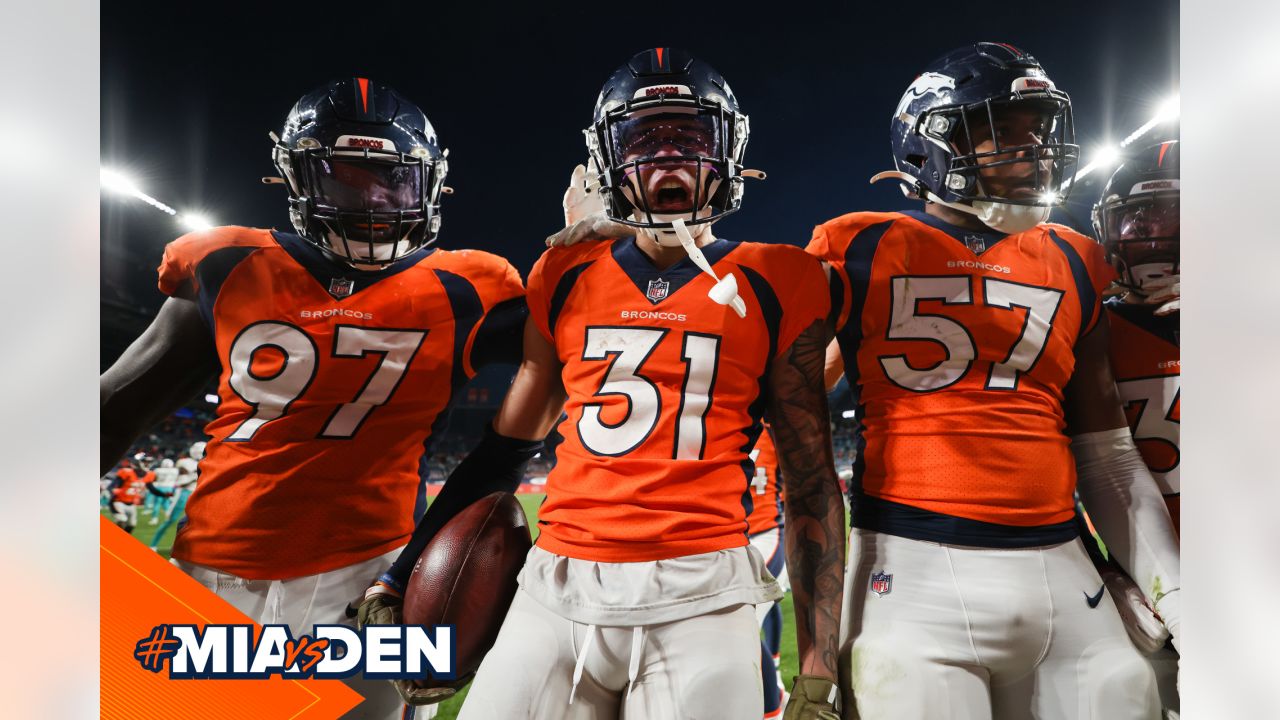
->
[432,269,483,391]
[193,246,261,336]
[1047,230,1097,341]
[548,261,594,336]
[738,265,782,361]
[838,220,895,385]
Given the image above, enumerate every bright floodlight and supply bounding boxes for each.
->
[99,166,177,215]
[1156,94,1180,123]
[180,213,214,232]
[1094,145,1122,169]
[841,409,857,419]
[204,394,220,404]
[100,168,138,195]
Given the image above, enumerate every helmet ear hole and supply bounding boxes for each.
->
[904,154,927,170]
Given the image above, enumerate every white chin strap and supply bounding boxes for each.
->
[671,218,747,318]
[325,231,413,265]
[1128,263,1177,292]
[637,206,716,248]
[869,170,1051,234]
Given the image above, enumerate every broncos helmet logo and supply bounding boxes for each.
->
[894,72,956,119]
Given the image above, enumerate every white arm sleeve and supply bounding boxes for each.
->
[1072,427,1181,651]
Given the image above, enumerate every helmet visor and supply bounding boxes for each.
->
[611,112,722,164]
[309,157,424,212]
[1105,195,1180,242]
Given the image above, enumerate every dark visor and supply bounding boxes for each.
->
[310,157,423,212]
[1105,196,1180,242]
[611,112,721,165]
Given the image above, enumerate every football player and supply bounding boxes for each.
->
[107,460,146,533]
[747,425,790,719]
[146,457,178,524]
[99,78,526,720]
[362,49,845,720]
[1094,140,1180,529]
[812,43,1180,718]
[1091,139,1182,715]
[149,441,205,552]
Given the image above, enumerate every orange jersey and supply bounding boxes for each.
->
[809,210,1115,547]
[112,468,146,504]
[746,424,783,535]
[157,226,524,579]
[527,237,828,562]
[1106,299,1179,496]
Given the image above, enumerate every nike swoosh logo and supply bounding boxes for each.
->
[1085,584,1106,608]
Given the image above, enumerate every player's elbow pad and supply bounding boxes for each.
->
[1071,427,1181,646]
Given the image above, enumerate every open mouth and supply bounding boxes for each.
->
[640,171,697,212]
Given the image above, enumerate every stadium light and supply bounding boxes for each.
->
[180,213,215,232]
[841,409,857,419]
[204,394,219,404]
[1065,93,1179,190]
[1155,94,1180,124]
[99,166,178,215]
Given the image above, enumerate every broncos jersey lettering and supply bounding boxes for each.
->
[1106,299,1179,496]
[526,237,828,562]
[809,210,1115,547]
[156,226,525,579]
[746,424,783,535]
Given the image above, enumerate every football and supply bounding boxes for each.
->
[402,491,533,687]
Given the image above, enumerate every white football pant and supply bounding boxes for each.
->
[458,587,763,719]
[840,529,1159,719]
[111,501,137,526]
[748,526,790,624]
[175,547,436,720]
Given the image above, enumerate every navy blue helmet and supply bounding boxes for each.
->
[272,78,448,267]
[586,48,750,233]
[1093,140,1180,288]
[882,42,1079,222]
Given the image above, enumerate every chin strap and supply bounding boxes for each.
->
[671,218,747,319]
[869,170,1050,234]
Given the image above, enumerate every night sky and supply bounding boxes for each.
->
[101,1,1179,361]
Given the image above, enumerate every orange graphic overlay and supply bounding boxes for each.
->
[101,517,363,719]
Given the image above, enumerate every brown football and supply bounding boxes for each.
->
[402,491,532,688]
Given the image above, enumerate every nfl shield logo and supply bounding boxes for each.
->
[964,234,987,254]
[646,278,670,302]
[870,571,893,597]
[329,277,355,298]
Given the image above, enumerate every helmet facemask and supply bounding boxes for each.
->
[274,141,447,268]
[589,92,747,246]
[1094,188,1180,292]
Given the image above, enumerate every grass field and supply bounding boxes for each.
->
[106,493,799,719]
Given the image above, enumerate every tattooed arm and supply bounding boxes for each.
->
[769,319,845,682]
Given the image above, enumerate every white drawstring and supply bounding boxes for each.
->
[671,218,747,318]
[569,623,597,705]
[625,626,644,701]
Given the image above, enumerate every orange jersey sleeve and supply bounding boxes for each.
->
[429,248,526,377]
[526,243,601,344]
[156,226,278,297]
[531,237,828,562]
[812,210,1110,547]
